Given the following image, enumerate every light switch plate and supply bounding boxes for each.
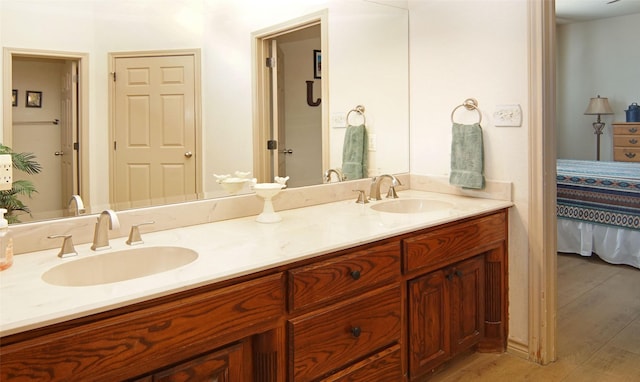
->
[368,133,377,151]
[331,112,346,128]
[0,154,12,191]
[493,104,522,127]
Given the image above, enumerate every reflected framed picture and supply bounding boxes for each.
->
[26,90,42,108]
[12,90,17,107]
[313,50,321,79]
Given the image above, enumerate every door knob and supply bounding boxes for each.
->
[54,151,64,156]
[184,151,193,158]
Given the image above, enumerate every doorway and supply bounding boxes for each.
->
[109,50,201,210]
[3,49,88,222]
[254,15,328,187]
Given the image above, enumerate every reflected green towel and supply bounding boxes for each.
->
[449,123,485,189]
[342,124,368,180]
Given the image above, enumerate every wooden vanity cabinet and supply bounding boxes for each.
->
[0,273,285,382]
[287,241,403,381]
[135,341,247,381]
[403,211,508,380]
[408,256,485,377]
[0,208,508,382]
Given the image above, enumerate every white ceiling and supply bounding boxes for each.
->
[556,0,640,23]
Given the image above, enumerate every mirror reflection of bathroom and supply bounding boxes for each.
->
[11,54,83,222]
[255,22,324,188]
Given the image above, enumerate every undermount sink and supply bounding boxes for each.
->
[370,198,454,214]
[42,246,198,287]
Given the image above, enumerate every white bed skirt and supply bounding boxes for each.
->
[557,219,640,269]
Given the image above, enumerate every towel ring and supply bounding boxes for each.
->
[346,105,366,126]
[451,98,482,124]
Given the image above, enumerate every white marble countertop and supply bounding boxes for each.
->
[0,190,512,337]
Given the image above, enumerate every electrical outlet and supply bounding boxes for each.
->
[0,154,13,191]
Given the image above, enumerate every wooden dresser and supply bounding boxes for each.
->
[613,122,640,162]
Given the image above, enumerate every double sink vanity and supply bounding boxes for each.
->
[0,179,512,381]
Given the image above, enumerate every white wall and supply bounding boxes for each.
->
[556,13,640,160]
[408,0,531,347]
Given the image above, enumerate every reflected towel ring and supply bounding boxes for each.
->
[346,105,366,126]
[451,98,482,124]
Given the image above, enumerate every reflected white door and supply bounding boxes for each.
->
[60,59,78,212]
[113,54,197,210]
[267,25,322,187]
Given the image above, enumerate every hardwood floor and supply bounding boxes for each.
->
[427,253,640,381]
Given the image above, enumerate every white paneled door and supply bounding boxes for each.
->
[113,54,197,210]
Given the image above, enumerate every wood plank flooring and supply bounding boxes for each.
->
[426,253,640,381]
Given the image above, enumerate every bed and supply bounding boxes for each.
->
[556,159,640,269]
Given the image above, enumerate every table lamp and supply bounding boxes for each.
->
[584,95,614,161]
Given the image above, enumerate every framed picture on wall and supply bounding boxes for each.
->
[26,91,42,108]
[12,90,17,107]
[313,50,321,79]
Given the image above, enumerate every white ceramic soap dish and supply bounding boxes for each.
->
[214,171,256,194]
[253,176,289,223]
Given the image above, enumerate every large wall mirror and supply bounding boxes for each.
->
[1,0,409,224]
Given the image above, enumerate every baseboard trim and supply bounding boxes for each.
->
[507,338,529,360]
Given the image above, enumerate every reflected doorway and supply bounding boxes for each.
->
[109,50,201,210]
[254,18,327,188]
[3,49,88,222]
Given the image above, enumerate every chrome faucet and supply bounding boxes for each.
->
[324,168,345,183]
[91,210,120,251]
[369,174,402,201]
[67,195,86,216]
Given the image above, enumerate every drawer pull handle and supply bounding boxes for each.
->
[350,270,361,280]
[351,326,362,338]
[630,128,638,133]
[446,273,454,281]
[625,152,637,159]
[455,270,463,277]
[630,139,638,144]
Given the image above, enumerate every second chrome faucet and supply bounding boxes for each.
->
[369,174,402,201]
[91,210,120,251]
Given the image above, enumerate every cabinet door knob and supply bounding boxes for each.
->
[446,273,454,281]
[184,151,193,158]
[455,270,463,277]
[350,270,361,280]
[351,326,362,338]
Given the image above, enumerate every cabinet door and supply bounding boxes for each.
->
[153,342,246,382]
[450,256,485,354]
[408,270,450,377]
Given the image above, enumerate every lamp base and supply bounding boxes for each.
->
[592,121,606,161]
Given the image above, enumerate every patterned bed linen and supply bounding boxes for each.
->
[556,159,640,230]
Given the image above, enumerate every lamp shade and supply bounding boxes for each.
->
[584,95,614,115]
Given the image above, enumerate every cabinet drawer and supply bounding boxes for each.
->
[321,344,402,381]
[0,273,284,381]
[289,285,401,382]
[614,135,640,147]
[403,212,505,274]
[614,147,640,162]
[289,241,400,312]
[613,124,640,135]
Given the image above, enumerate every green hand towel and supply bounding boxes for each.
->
[449,123,485,189]
[342,124,368,180]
